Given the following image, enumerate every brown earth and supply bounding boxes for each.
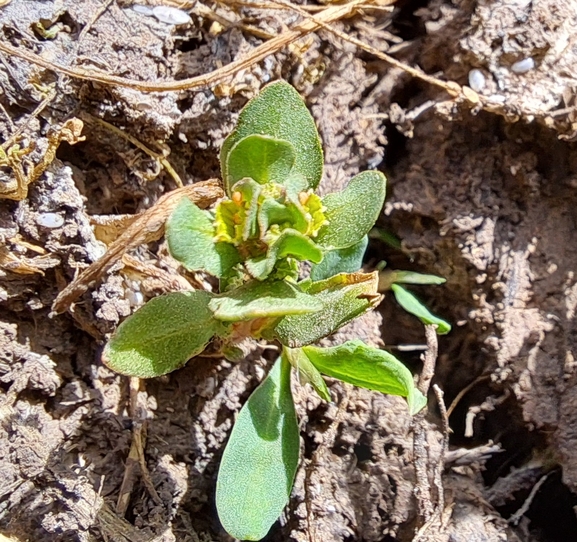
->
[1,0,577,541]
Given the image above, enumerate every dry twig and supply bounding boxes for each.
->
[117,378,162,517]
[432,384,449,514]
[508,472,551,526]
[267,0,461,97]
[412,325,438,524]
[51,179,223,314]
[0,1,365,92]
[446,374,490,419]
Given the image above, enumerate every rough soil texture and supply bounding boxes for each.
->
[2,0,577,541]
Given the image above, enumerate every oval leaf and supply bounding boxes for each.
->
[103,291,220,378]
[310,235,368,281]
[302,340,427,415]
[209,280,323,321]
[167,197,241,278]
[226,134,297,186]
[391,284,451,335]
[221,81,323,194]
[316,171,386,250]
[216,355,300,541]
[270,272,382,347]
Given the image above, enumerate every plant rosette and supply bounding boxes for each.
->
[103,81,448,541]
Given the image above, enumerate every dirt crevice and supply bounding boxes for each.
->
[2,0,577,540]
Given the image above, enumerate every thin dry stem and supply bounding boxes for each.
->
[0,1,365,92]
[81,112,183,188]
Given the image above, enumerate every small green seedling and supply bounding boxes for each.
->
[104,82,447,541]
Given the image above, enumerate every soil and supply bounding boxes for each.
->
[1,0,577,541]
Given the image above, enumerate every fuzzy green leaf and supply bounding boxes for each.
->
[316,171,386,250]
[284,173,309,199]
[226,134,297,186]
[391,284,451,335]
[221,81,323,194]
[216,355,300,541]
[269,272,382,347]
[103,291,221,378]
[379,270,446,291]
[310,235,368,281]
[283,347,331,402]
[246,229,323,281]
[167,198,241,278]
[209,280,323,321]
[302,340,426,415]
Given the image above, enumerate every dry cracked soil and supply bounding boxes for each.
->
[2,0,577,541]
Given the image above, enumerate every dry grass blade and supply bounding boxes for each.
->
[0,0,365,93]
[51,179,224,314]
[81,113,183,188]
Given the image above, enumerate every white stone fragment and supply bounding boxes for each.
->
[126,289,144,307]
[511,57,535,74]
[36,212,64,229]
[152,5,192,25]
[486,94,506,104]
[132,4,154,15]
[468,69,486,92]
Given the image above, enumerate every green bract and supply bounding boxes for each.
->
[103,81,450,541]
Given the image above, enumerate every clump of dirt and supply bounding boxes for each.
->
[2,0,577,541]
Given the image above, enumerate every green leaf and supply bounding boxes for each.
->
[302,341,426,415]
[379,270,446,291]
[167,197,241,278]
[209,280,323,321]
[391,284,451,335]
[257,197,306,237]
[221,81,323,194]
[226,134,297,186]
[103,291,221,378]
[284,173,308,199]
[283,347,331,402]
[316,171,386,250]
[310,235,368,281]
[246,229,323,281]
[233,177,262,241]
[269,272,382,347]
[216,355,300,541]
[369,227,402,249]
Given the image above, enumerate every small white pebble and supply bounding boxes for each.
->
[511,57,535,74]
[132,4,154,15]
[36,212,64,229]
[486,94,506,104]
[468,69,486,92]
[126,289,144,307]
[27,297,43,310]
[152,5,192,25]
